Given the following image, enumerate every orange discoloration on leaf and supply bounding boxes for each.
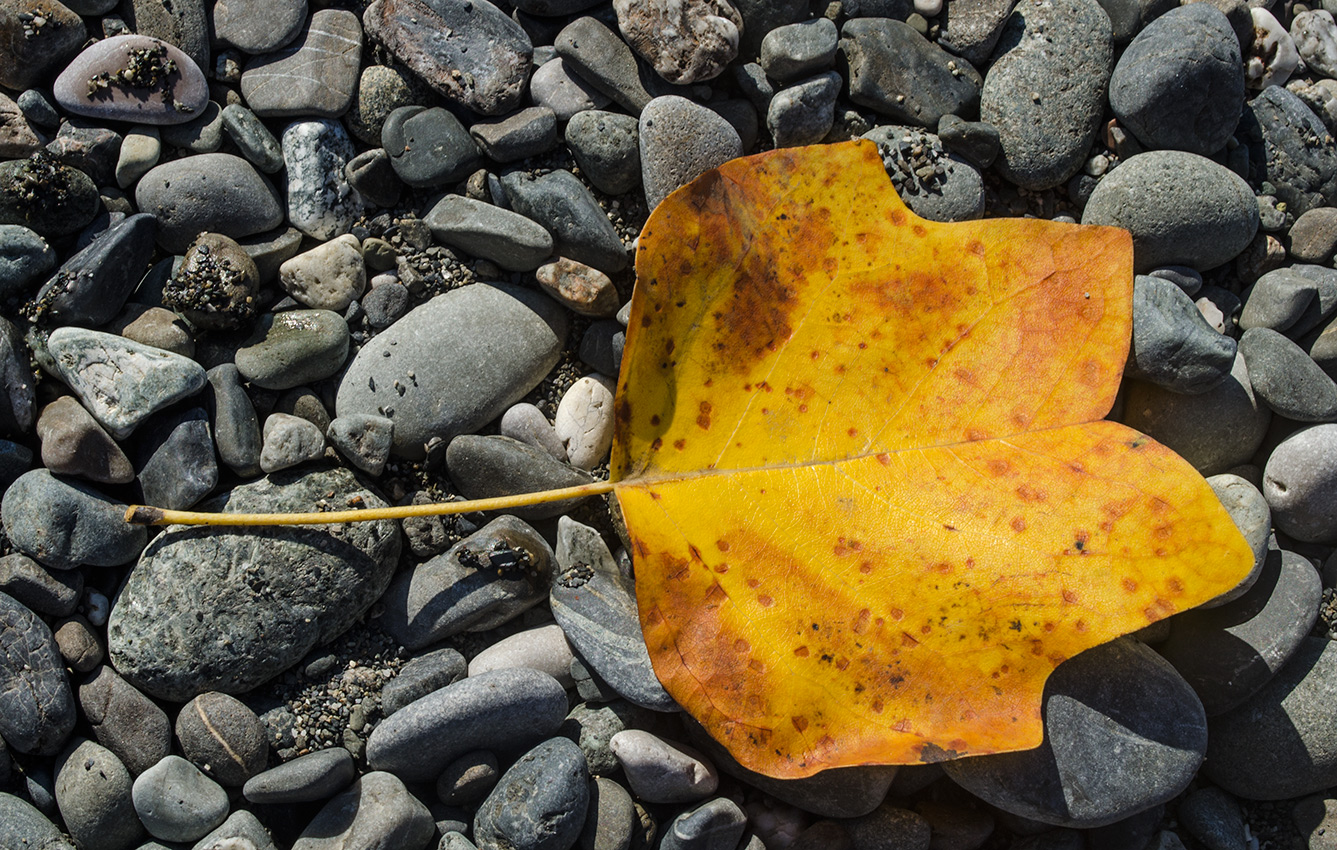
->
[609,141,1253,779]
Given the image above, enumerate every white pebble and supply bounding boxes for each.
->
[554,374,617,470]
[609,729,718,803]
[1248,8,1300,89]
[914,0,943,16]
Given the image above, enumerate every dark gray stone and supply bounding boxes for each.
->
[1128,275,1237,393]
[1160,547,1321,715]
[500,169,627,273]
[1,470,146,569]
[1081,151,1259,272]
[733,0,808,58]
[640,95,742,209]
[221,105,284,174]
[470,107,558,164]
[1287,265,1337,338]
[552,517,676,711]
[579,776,637,850]
[383,106,483,189]
[234,309,350,392]
[842,18,982,128]
[945,638,1206,827]
[1240,327,1337,422]
[119,0,210,72]
[0,553,81,617]
[54,739,143,850]
[29,214,156,328]
[1242,86,1337,217]
[346,64,426,147]
[336,283,567,459]
[212,0,306,53]
[239,10,363,118]
[0,224,55,298]
[565,110,641,196]
[1178,787,1247,850]
[658,798,747,850]
[0,154,100,238]
[474,738,589,850]
[0,592,75,755]
[1205,638,1337,799]
[437,750,500,805]
[767,71,841,148]
[937,115,1000,168]
[445,435,596,521]
[0,0,86,91]
[980,0,1113,190]
[381,647,467,716]
[362,0,532,116]
[0,792,74,850]
[134,407,217,511]
[346,148,403,208]
[380,515,554,649]
[134,153,284,253]
[106,467,401,702]
[291,771,435,850]
[206,364,262,477]
[158,100,223,153]
[579,320,624,377]
[937,0,1014,66]
[555,16,660,114]
[78,665,171,777]
[242,747,357,803]
[863,125,986,222]
[175,692,268,786]
[423,195,553,271]
[365,668,569,782]
[1108,4,1243,155]
[0,317,33,436]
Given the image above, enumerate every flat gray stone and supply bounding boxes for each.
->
[234,309,350,392]
[475,738,589,850]
[842,18,983,128]
[212,0,306,53]
[291,771,434,850]
[1242,86,1337,217]
[1,470,146,569]
[565,110,641,196]
[78,665,171,777]
[239,10,362,118]
[106,467,401,702]
[499,169,627,273]
[134,153,283,253]
[0,792,74,850]
[0,224,55,298]
[1263,424,1337,543]
[0,553,81,617]
[0,592,75,755]
[423,195,553,271]
[1128,275,1237,393]
[1240,327,1337,421]
[242,747,357,804]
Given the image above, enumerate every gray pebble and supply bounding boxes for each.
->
[529,58,611,121]
[291,771,434,850]
[346,149,403,209]
[864,124,986,221]
[555,17,658,114]
[221,105,284,174]
[0,592,75,755]
[0,792,75,850]
[235,309,350,391]
[610,730,718,804]
[115,128,161,189]
[55,615,102,672]
[206,364,262,477]
[1263,424,1337,543]
[579,320,624,377]
[30,212,156,328]
[1082,151,1259,272]
[937,0,1013,65]
[640,96,742,211]
[1242,86,1337,217]
[193,809,279,850]
[132,756,228,843]
[79,665,171,777]
[580,776,637,850]
[768,72,841,148]
[212,0,306,53]
[134,153,283,253]
[1242,268,1322,334]
[565,110,642,196]
[243,747,356,804]
[175,692,268,787]
[1128,275,1236,394]
[1203,473,1270,607]
[469,623,575,685]
[473,738,589,850]
[1240,327,1337,421]
[760,18,837,83]
[423,195,553,271]
[936,115,1000,169]
[120,0,210,72]
[658,797,748,850]
[365,668,569,783]
[239,10,361,118]
[842,18,982,128]
[0,155,99,239]
[134,407,218,511]
[1,469,146,569]
[55,739,143,850]
[159,101,224,153]
[0,224,55,298]
[381,647,468,716]
[436,750,499,806]
[36,396,134,485]
[1178,787,1247,850]
[842,803,931,850]
[383,106,483,189]
[326,414,394,475]
[470,106,558,164]
[345,64,425,147]
[1148,265,1204,296]
[1288,207,1337,264]
[52,35,207,126]
[500,168,628,273]
[445,434,596,520]
[0,552,82,617]
[260,412,326,473]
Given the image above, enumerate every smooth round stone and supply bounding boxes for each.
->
[1,470,145,570]
[53,35,207,125]
[326,413,394,475]
[0,154,100,238]
[212,0,306,53]
[239,10,362,117]
[336,283,566,459]
[1127,275,1236,394]
[842,18,982,129]
[37,396,133,485]
[769,71,841,148]
[132,755,228,843]
[0,792,75,850]
[981,0,1112,190]
[613,0,741,84]
[1205,638,1337,798]
[499,402,566,462]
[127,414,209,528]
[0,553,81,618]
[468,623,575,686]
[279,233,366,311]
[260,412,326,472]
[555,16,658,114]
[1243,86,1337,217]
[565,110,642,196]
[135,153,283,253]
[221,104,284,173]
[106,468,400,702]
[610,730,719,803]
[470,106,558,164]
[1159,547,1321,715]
[29,212,157,328]
[445,434,596,520]
[115,127,160,189]
[554,374,616,469]
[243,747,356,804]
[366,668,569,782]
[529,58,610,121]
[640,96,742,211]
[1082,151,1259,272]
[1239,328,1337,421]
[380,514,555,649]
[382,105,482,189]
[474,738,589,850]
[1108,4,1243,155]
[291,771,435,850]
[78,665,171,777]
[346,64,423,146]
[552,518,677,711]
[502,168,629,273]
[282,119,362,241]
[760,17,838,83]
[234,309,350,391]
[0,224,55,297]
[1291,208,1337,265]
[423,194,554,272]
[1202,473,1269,607]
[1148,265,1204,296]
[0,0,86,91]
[0,592,75,756]
[1241,268,1321,333]
[863,125,986,222]
[380,646,468,716]
[363,0,532,115]
[55,739,143,850]
[1263,424,1337,543]
[660,798,748,850]
[577,777,637,850]
[176,692,268,786]
[945,638,1206,828]
[206,364,261,477]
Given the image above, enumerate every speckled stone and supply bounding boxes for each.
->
[281,119,362,241]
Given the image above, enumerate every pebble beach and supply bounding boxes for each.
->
[1,0,1337,848]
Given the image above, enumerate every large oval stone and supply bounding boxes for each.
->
[107,467,400,702]
[336,282,566,459]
